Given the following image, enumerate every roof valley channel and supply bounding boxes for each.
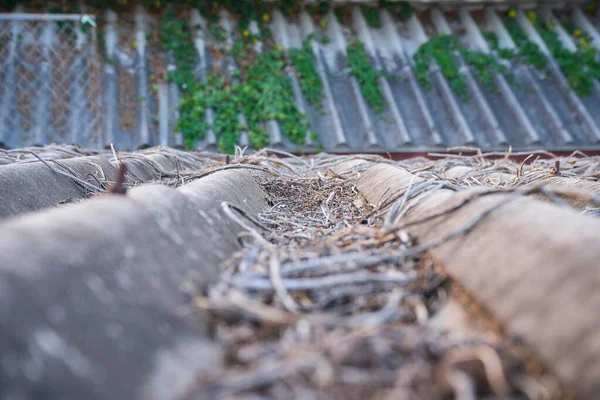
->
[541,6,600,143]
[221,9,251,149]
[133,5,153,149]
[0,7,24,149]
[431,8,507,148]
[515,8,600,145]
[157,6,184,149]
[352,6,413,148]
[484,7,575,147]
[271,10,315,149]
[406,12,476,147]
[189,9,217,151]
[299,11,349,150]
[32,14,53,147]
[102,10,120,149]
[321,9,380,151]
[456,8,543,147]
[379,10,444,147]
[246,18,286,149]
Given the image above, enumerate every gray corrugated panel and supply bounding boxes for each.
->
[514,8,600,144]
[0,14,20,148]
[313,10,376,151]
[432,8,508,147]
[380,10,444,147]
[33,20,53,146]
[299,11,349,150]
[247,19,287,148]
[406,11,477,147]
[573,7,600,52]
[102,10,119,149]
[4,3,600,152]
[329,10,382,150]
[271,10,316,149]
[352,6,413,147]
[134,5,152,148]
[454,9,542,146]
[541,7,600,143]
[189,9,217,150]
[483,7,575,146]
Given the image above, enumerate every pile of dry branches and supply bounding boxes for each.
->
[176,149,579,400]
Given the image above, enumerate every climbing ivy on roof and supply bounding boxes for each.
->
[159,9,196,89]
[347,40,385,114]
[289,35,324,109]
[413,34,509,100]
[500,14,546,70]
[362,5,382,28]
[379,0,413,22]
[174,30,314,153]
[498,8,600,97]
[536,19,600,97]
[414,35,467,98]
[305,1,331,15]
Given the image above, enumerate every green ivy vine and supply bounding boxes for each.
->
[162,9,323,153]
[290,36,324,109]
[413,34,508,100]
[347,40,385,114]
[534,18,600,97]
[493,9,600,97]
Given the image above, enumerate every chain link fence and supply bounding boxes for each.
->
[0,14,103,149]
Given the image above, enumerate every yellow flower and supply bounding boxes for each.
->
[574,29,582,38]
[320,18,327,27]
[262,13,270,22]
[243,30,250,37]
[508,9,517,18]
[527,10,536,24]
[275,43,282,52]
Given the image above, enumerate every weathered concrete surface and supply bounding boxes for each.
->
[0,152,203,220]
[356,163,600,399]
[0,169,267,400]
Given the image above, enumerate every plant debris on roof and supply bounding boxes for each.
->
[170,148,600,399]
[1,145,600,398]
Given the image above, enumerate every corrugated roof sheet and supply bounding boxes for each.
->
[1,144,600,398]
[1,2,600,152]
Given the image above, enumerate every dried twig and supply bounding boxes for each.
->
[21,151,105,193]
[110,143,121,167]
[268,251,300,313]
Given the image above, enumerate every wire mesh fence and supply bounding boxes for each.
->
[0,14,103,149]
